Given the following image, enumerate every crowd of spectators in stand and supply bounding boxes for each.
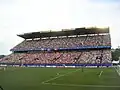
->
[12,34,111,50]
[0,50,111,64]
[0,34,111,65]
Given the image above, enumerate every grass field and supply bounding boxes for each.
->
[0,67,120,90]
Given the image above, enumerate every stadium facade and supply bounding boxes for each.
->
[0,27,112,67]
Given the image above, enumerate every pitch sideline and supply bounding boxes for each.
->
[42,82,120,88]
[114,67,120,76]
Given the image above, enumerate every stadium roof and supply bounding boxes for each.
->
[17,27,109,39]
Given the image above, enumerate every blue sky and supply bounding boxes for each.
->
[0,0,120,55]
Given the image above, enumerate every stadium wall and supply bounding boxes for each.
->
[0,63,112,67]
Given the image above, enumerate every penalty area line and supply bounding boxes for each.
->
[41,69,81,84]
[98,71,103,77]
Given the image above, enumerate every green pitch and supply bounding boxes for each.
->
[0,67,120,90]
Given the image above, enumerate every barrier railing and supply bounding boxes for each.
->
[10,46,111,52]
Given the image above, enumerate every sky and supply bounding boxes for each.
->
[0,0,120,55]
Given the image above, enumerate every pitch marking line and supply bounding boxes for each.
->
[114,67,120,76]
[41,69,81,84]
[98,71,103,77]
[42,82,120,88]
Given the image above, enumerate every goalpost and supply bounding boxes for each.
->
[0,64,7,71]
[0,67,6,71]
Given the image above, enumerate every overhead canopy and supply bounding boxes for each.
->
[17,27,109,39]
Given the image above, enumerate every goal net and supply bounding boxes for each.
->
[0,64,7,71]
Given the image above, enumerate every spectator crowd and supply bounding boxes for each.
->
[0,50,111,64]
[0,34,111,65]
[12,34,111,50]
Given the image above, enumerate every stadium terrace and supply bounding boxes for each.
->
[0,27,111,67]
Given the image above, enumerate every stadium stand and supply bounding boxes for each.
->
[0,27,112,67]
[12,35,111,50]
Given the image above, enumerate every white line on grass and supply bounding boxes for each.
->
[98,71,103,77]
[114,67,120,76]
[42,82,120,88]
[41,69,81,84]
